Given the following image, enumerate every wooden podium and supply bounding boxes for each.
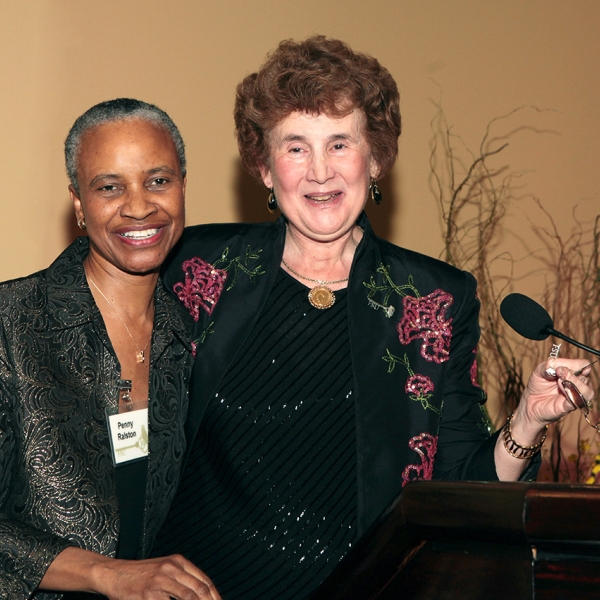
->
[310,482,600,599]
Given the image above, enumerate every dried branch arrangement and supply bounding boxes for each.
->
[429,102,600,482]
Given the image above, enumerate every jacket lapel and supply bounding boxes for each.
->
[175,220,286,459]
[350,215,442,534]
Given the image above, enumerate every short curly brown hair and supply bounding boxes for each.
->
[234,36,401,181]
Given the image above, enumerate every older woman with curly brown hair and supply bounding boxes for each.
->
[152,36,594,599]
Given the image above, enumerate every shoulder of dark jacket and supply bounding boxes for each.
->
[162,219,283,287]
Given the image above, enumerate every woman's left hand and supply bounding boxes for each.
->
[516,358,596,430]
[494,357,596,481]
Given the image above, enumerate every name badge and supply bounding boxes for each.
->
[107,408,149,465]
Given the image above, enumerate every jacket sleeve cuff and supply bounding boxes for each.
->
[0,522,73,599]
[461,428,541,481]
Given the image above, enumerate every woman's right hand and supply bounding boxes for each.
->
[40,547,221,600]
[95,554,221,600]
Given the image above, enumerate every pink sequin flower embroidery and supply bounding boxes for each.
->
[405,373,439,413]
[402,432,438,486]
[405,374,434,397]
[470,350,480,388]
[173,257,228,321]
[397,290,454,363]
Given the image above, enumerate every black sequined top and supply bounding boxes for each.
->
[153,269,356,599]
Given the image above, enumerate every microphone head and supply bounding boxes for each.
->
[500,293,554,341]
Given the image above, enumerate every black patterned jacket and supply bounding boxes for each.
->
[162,214,525,539]
[0,237,194,599]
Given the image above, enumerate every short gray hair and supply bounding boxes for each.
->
[65,98,186,192]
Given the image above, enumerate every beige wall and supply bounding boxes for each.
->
[1,0,599,290]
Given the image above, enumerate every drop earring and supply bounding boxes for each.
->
[77,218,86,230]
[267,189,278,213]
[370,180,382,205]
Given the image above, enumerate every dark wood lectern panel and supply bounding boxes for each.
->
[311,482,600,599]
[378,543,533,600]
[535,561,600,599]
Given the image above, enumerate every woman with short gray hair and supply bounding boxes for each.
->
[0,98,220,599]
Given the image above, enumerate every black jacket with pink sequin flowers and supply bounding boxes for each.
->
[162,213,537,536]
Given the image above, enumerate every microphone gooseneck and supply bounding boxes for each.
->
[500,293,600,357]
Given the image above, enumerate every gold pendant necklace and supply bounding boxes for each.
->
[87,276,151,363]
[281,258,349,309]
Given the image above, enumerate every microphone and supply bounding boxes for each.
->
[500,293,600,357]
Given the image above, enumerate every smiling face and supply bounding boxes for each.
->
[260,110,378,245]
[70,118,186,276]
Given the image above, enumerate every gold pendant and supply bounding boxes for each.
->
[136,350,145,363]
[308,285,335,309]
